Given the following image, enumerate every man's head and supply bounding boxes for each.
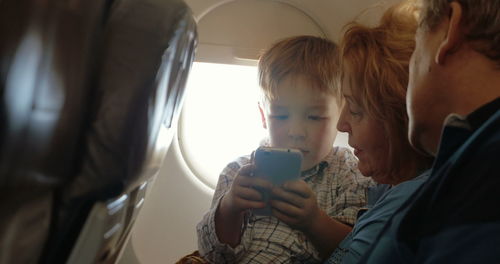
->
[407,0,500,155]
[257,36,340,170]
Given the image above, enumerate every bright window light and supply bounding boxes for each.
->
[179,62,352,189]
[179,62,266,189]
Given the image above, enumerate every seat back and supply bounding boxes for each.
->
[0,0,105,262]
[0,0,197,263]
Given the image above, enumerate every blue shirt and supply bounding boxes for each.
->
[360,97,500,263]
[324,171,430,264]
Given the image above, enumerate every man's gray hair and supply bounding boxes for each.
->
[421,0,500,65]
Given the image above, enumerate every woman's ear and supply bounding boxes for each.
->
[258,102,267,129]
[435,1,464,65]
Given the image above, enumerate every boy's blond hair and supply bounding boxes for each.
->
[258,36,339,102]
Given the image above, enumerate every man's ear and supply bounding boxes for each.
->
[436,2,464,65]
[258,102,267,129]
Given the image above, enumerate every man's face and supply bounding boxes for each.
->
[407,21,450,156]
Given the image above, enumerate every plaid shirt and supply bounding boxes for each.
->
[197,147,374,264]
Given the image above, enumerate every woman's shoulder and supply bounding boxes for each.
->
[388,170,431,196]
[371,170,431,211]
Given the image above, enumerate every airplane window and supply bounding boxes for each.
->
[179,62,352,190]
[179,62,266,189]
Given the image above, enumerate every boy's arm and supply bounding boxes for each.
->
[214,200,245,247]
[270,181,352,259]
[196,160,246,263]
[331,149,375,225]
[215,164,273,245]
[270,149,374,259]
[304,210,352,259]
[306,164,373,259]
[197,158,273,262]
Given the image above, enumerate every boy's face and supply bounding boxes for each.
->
[260,75,339,171]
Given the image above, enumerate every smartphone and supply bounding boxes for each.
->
[252,147,303,216]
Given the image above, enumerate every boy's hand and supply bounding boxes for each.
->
[220,164,273,217]
[215,164,273,247]
[269,180,321,232]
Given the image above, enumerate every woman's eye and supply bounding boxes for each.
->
[345,100,363,117]
[349,110,360,116]
[349,109,363,118]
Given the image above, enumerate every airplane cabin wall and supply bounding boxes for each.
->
[119,0,401,263]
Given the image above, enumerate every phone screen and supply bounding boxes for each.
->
[254,147,302,184]
[252,147,302,216]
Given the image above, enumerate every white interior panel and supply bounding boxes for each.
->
[119,1,402,263]
[196,0,325,64]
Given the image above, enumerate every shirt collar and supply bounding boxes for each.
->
[301,149,332,180]
[466,97,500,131]
[435,97,500,169]
[443,97,500,130]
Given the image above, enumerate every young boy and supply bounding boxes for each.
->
[196,36,373,263]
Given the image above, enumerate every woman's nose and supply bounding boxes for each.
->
[336,106,351,133]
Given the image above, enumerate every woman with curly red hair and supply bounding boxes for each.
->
[324,1,433,263]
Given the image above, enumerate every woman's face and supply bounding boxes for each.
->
[336,77,393,184]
